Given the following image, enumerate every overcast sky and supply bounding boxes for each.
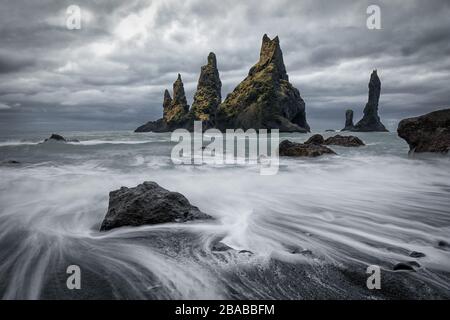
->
[0,0,449,133]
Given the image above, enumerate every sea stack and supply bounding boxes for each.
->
[215,34,310,132]
[342,109,355,131]
[190,52,222,129]
[162,89,172,119]
[352,70,388,132]
[100,182,212,231]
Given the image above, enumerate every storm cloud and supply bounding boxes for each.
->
[0,0,449,133]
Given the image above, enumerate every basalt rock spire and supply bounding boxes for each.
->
[190,52,222,128]
[164,74,189,124]
[136,34,310,133]
[342,109,355,131]
[215,34,310,132]
[352,70,388,132]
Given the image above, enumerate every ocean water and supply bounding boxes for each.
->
[0,130,449,299]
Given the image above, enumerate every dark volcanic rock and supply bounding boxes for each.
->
[397,108,450,153]
[135,118,168,133]
[100,181,212,231]
[352,70,388,132]
[211,241,233,252]
[190,52,222,128]
[1,160,21,166]
[135,75,191,132]
[342,109,355,131]
[44,133,66,142]
[215,34,309,132]
[162,89,173,119]
[287,245,313,256]
[43,134,79,143]
[278,140,336,157]
[324,135,365,147]
[164,74,190,125]
[305,134,325,145]
[393,261,420,271]
[135,35,310,133]
[409,251,426,258]
[438,240,450,249]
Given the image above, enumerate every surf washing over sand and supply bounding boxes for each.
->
[0,130,449,299]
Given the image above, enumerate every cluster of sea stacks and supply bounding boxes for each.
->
[136,34,392,134]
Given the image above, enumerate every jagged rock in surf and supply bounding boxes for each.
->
[215,34,310,132]
[162,89,172,119]
[352,70,388,132]
[324,135,365,147]
[190,52,222,129]
[136,35,309,133]
[100,181,212,231]
[342,109,355,131]
[397,108,450,153]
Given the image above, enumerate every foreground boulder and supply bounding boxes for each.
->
[352,70,388,132]
[397,108,450,153]
[324,135,365,147]
[342,109,355,131]
[215,34,309,132]
[100,182,212,231]
[278,140,335,157]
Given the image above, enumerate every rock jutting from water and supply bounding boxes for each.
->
[189,52,222,129]
[397,108,450,153]
[342,109,355,131]
[99,181,212,231]
[135,74,191,132]
[43,134,79,143]
[393,261,421,272]
[324,134,365,147]
[278,140,335,157]
[215,34,309,132]
[352,70,388,132]
[135,34,310,133]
